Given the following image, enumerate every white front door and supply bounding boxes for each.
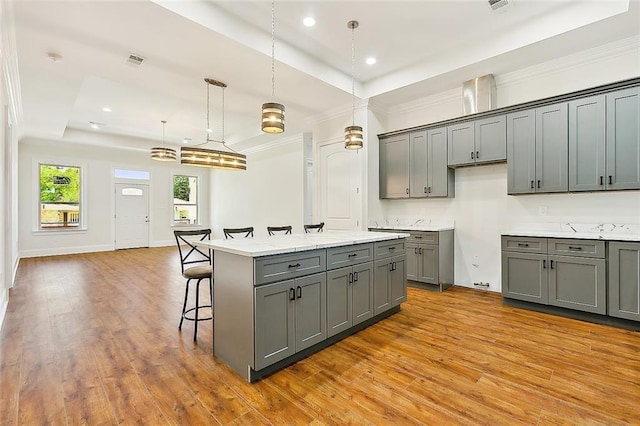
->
[318,141,361,230]
[115,183,149,249]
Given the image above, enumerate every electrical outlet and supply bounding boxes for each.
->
[539,205,548,216]
[473,256,479,267]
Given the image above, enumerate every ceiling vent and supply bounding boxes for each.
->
[125,53,145,67]
[488,0,510,13]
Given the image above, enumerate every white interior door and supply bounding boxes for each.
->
[318,141,361,230]
[115,183,149,249]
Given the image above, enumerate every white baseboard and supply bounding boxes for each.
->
[150,240,174,248]
[0,293,7,331]
[19,244,114,259]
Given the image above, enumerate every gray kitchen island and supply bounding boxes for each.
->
[198,230,408,382]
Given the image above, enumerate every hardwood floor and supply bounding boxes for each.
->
[1,247,639,425]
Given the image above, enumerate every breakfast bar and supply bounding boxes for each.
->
[199,230,408,382]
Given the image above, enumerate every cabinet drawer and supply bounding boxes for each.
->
[548,239,605,258]
[502,236,547,253]
[374,239,406,260]
[408,231,438,244]
[326,243,373,270]
[255,249,326,285]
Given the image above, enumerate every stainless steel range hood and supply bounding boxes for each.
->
[462,74,496,115]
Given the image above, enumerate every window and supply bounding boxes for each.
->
[173,175,198,225]
[39,164,81,229]
[114,169,150,180]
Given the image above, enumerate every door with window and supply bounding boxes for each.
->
[115,183,149,249]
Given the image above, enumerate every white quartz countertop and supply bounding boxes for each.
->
[197,230,410,257]
[369,225,454,232]
[502,224,640,242]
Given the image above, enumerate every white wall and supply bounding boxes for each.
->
[210,136,304,238]
[18,135,211,257]
[369,36,640,292]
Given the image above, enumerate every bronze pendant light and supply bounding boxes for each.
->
[151,120,177,161]
[180,78,247,170]
[345,20,363,150]
[261,0,285,133]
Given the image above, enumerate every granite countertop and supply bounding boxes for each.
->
[502,223,640,242]
[197,230,410,257]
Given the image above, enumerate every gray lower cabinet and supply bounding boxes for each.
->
[502,236,607,315]
[373,254,406,314]
[380,134,410,198]
[609,242,640,321]
[326,262,373,337]
[502,251,548,304]
[254,272,326,371]
[404,230,454,290]
[507,103,568,194]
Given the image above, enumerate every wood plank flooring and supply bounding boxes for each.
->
[1,246,639,425]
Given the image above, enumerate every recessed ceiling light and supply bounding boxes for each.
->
[366,57,377,65]
[303,17,316,27]
[102,106,112,112]
[183,137,191,144]
[46,52,63,63]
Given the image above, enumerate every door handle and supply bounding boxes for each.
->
[476,151,479,159]
[427,186,431,193]
[471,151,475,160]
[296,286,302,299]
[349,272,353,284]
[348,253,357,258]
[530,180,534,189]
[609,175,613,185]
[550,260,554,269]
[424,186,427,193]
[599,176,604,186]
[406,188,409,194]
[537,180,541,189]
[418,248,422,255]
[353,272,358,283]
[288,263,301,268]
[568,246,583,251]
[414,248,418,254]
[543,259,546,269]
[289,288,296,301]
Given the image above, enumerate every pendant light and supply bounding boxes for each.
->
[261,0,285,133]
[151,120,177,161]
[344,20,363,150]
[180,78,247,170]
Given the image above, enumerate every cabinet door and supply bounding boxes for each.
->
[447,122,475,166]
[536,103,568,193]
[294,273,327,351]
[379,135,410,198]
[427,127,450,197]
[406,242,419,281]
[501,252,548,304]
[475,115,506,164]
[391,255,407,307]
[606,87,640,190]
[409,131,428,197]
[548,256,606,315]
[507,110,536,194]
[352,262,374,326]
[254,280,295,370]
[418,244,439,284]
[609,242,640,321]
[326,267,351,338]
[568,95,606,191]
[373,259,392,315]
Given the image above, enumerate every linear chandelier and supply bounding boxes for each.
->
[181,78,247,170]
[151,120,177,161]
[261,0,285,133]
[345,20,363,150]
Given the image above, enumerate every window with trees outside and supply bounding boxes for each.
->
[40,164,81,229]
[173,175,198,225]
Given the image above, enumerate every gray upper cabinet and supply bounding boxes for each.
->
[535,103,568,193]
[609,242,640,322]
[507,110,536,194]
[447,122,474,166]
[427,127,454,197]
[569,95,606,191]
[448,115,506,167]
[409,131,428,197]
[381,128,453,199]
[606,87,640,190]
[379,134,410,198]
[507,103,568,194]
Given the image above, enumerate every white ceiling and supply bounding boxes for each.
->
[12,0,640,152]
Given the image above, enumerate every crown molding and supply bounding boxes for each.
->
[241,133,303,155]
[497,35,640,90]
[383,88,461,118]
